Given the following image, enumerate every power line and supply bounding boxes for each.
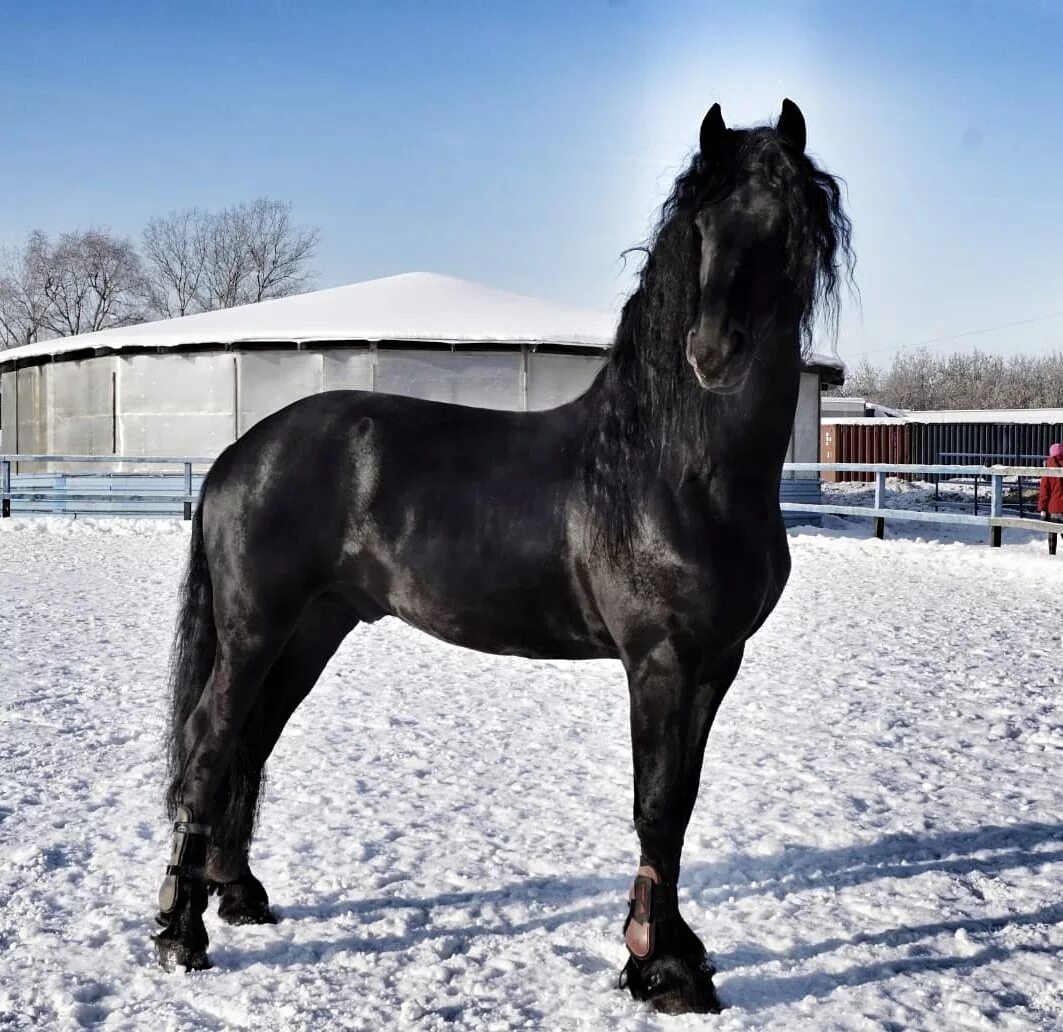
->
[860,309,1063,358]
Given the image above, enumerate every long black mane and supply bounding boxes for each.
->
[583,125,855,552]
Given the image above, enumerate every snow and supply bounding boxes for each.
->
[0,274,616,366]
[2,518,1062,1030]
[902,409,1063,425]
[825,409,1063,426]
[822,478,1047,522]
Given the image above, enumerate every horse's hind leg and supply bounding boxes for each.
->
[203,711,273,928]
[619,643,744,1015]
[154,617,291,971]
[207,598,359,926]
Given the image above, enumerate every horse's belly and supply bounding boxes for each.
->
[393,590,613,661]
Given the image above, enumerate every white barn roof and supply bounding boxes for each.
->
[825,408,1063,425]
[901,408,1063,424]
[0,273,616,366]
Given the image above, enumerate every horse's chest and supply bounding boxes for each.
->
[602,530,789,650]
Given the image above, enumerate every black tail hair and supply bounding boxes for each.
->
[164,503,265,860]
[165,504,217,819]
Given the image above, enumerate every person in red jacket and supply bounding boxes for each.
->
[1039,442,1063,555]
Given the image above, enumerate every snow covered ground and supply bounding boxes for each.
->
[1,517,1061,1031]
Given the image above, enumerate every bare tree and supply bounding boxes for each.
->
[832,355,881,399]
[1038,353,1063,407]
[198,198,319,311]
[6,199,318,335]
[39,229,148,337]
[0,231,53,348]
[142,209,210,318]
[996,352,1063,409]
[242,198,319,303]
[884,348,946,409]
[200,205,250,310]
[829,346,1063,410]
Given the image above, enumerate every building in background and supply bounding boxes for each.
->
[820,407,1063,482]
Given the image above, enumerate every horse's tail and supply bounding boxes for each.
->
[164,498,263,859]
[165,503,216,819]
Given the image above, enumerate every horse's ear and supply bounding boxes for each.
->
[776,98,806,153]
[700,103,727,156]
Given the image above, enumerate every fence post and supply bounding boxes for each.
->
[183,462,192,522]
[990,473,1003,518]
[1,459,9,518]
[874,469,886,540]
[990,473,1003,548]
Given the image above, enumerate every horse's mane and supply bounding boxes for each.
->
[583,123,855,553]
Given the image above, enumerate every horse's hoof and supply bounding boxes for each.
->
[154,934,213,972]
[218,898,277,926]
[619,952,722,1015]
[213,875,278,926]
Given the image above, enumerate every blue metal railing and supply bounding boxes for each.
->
[780,462,1063,546]
[2,456,1062,545]
[0,455,213,519]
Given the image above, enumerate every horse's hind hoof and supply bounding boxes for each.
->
[218,898,277,926]
[154,935,213,973]
[619,952,722,1015]
[212,873,278,926]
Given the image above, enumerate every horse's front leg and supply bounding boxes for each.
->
[619,644,743,1015]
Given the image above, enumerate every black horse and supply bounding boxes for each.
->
[154,100,852,1015]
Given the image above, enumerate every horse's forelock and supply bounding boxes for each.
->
[648,128,854,355]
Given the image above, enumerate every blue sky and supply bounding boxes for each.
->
[1,1,1061,364]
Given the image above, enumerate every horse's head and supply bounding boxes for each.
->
[685,99,815,393]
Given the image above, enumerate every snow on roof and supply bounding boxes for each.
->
[0,273,615,366]
[0,269,845,373]
[902,408,1063,424]
[824,408,1063,425]
[812,351,845,371]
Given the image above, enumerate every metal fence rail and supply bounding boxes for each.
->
[782,461,1063,546]
[2,456,1062,545]
[0,455,213,520]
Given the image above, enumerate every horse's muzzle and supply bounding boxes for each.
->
[686,325,752,393]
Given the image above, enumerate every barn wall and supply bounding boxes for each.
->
[819,422,912,482]
[820,420,1063,481]
[238,352,323,434]
[1,349,831,502]
[784,371,821,478]
[526,353,602,410]
[0,371,17,453]
[118,353,235,463]
[322,350,374,392]
[15,366,48,471]
[49,359,114,470]
[909,421,1063,465]
[375,350,521,410]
